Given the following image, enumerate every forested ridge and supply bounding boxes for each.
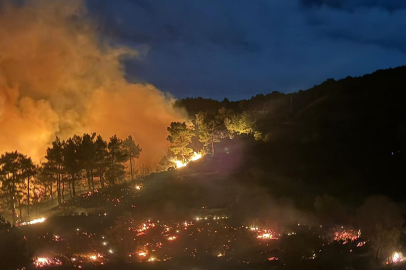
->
[176,66,406,202]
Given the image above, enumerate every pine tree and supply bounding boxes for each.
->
[196,112,222,154]
[0,151,26,224]
[63,135,83,197]
[105,135,128,185]
[166,122,195,162]
[123,135,142,180]
[95,135,108,188]
[79,133,97,190]
[45,137,65,204]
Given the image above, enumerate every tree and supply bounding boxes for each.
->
[357,195,404,264]
[95,135,108,188]
[166,122,194,162]
[196,111,222,154]
[224,111,261,139]
[0,151,26,224]
[20,156,36,217]
[63,135,83,197]
[45,137,65,205]
[108,213,138,259]
[123,135,142,180]
[78,133,97,190]
[105,135,128,185]
[38,162,57,206]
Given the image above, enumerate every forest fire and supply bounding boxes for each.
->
[333,229,361,244]
[33,257,62,268]
[18,217,46,226]
[172,152,202,168]
[388,252,403,264]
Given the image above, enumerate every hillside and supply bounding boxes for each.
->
[176,66,406,202]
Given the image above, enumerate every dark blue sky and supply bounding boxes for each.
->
[87,0,406,100]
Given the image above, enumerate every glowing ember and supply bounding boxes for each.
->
[252,228,278,240]
[135,185,142,190]
[148,257,156,262]
[268,257,279,261]
[167,236,177,241]
[356,241,366,247]
[89,255,97,261]
[138,251,147,257]
[257,233,271,239]
[33,257,62,268]
[388,252,403,264]
[334,229,360,244]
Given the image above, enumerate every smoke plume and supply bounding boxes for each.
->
[0,0,186,164]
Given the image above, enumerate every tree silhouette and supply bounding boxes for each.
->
[357,195,404,264]
[79,133,97,190]
[20,156,36,217]
[0,151,26,224]
[105,135,128,185]
[123,135,142,180]
[95,135,108,188]
[63,135,83,197]
[45,137,65,204]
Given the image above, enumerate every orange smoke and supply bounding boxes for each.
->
[0,0,186,164]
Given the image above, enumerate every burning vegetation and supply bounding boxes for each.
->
[1,1,406,270]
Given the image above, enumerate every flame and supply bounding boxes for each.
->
[33,257,62,268]
[138,252,147,257]
[190,152,202,161]
[172,152,202,169]
[174,160,187,168]
[18,217,46,226]
[391,252,403,264]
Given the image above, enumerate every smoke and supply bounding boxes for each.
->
[0,0,186,163]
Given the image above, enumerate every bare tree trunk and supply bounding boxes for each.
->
[91,173,95,190]
[18,199,23,222]
[50,184,53,206]
[99,167,105,188]
[130,151,133,180]
[87,170,92,190]
[27,176,30,217]
[72,178,76,197]
[11,173,16,225]
[69,181,72,198]
[62,180,65,201]
[57,166,61,205]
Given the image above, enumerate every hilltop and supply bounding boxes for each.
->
[175,66,406,202]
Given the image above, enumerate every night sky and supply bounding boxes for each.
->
[87,0,406,100]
